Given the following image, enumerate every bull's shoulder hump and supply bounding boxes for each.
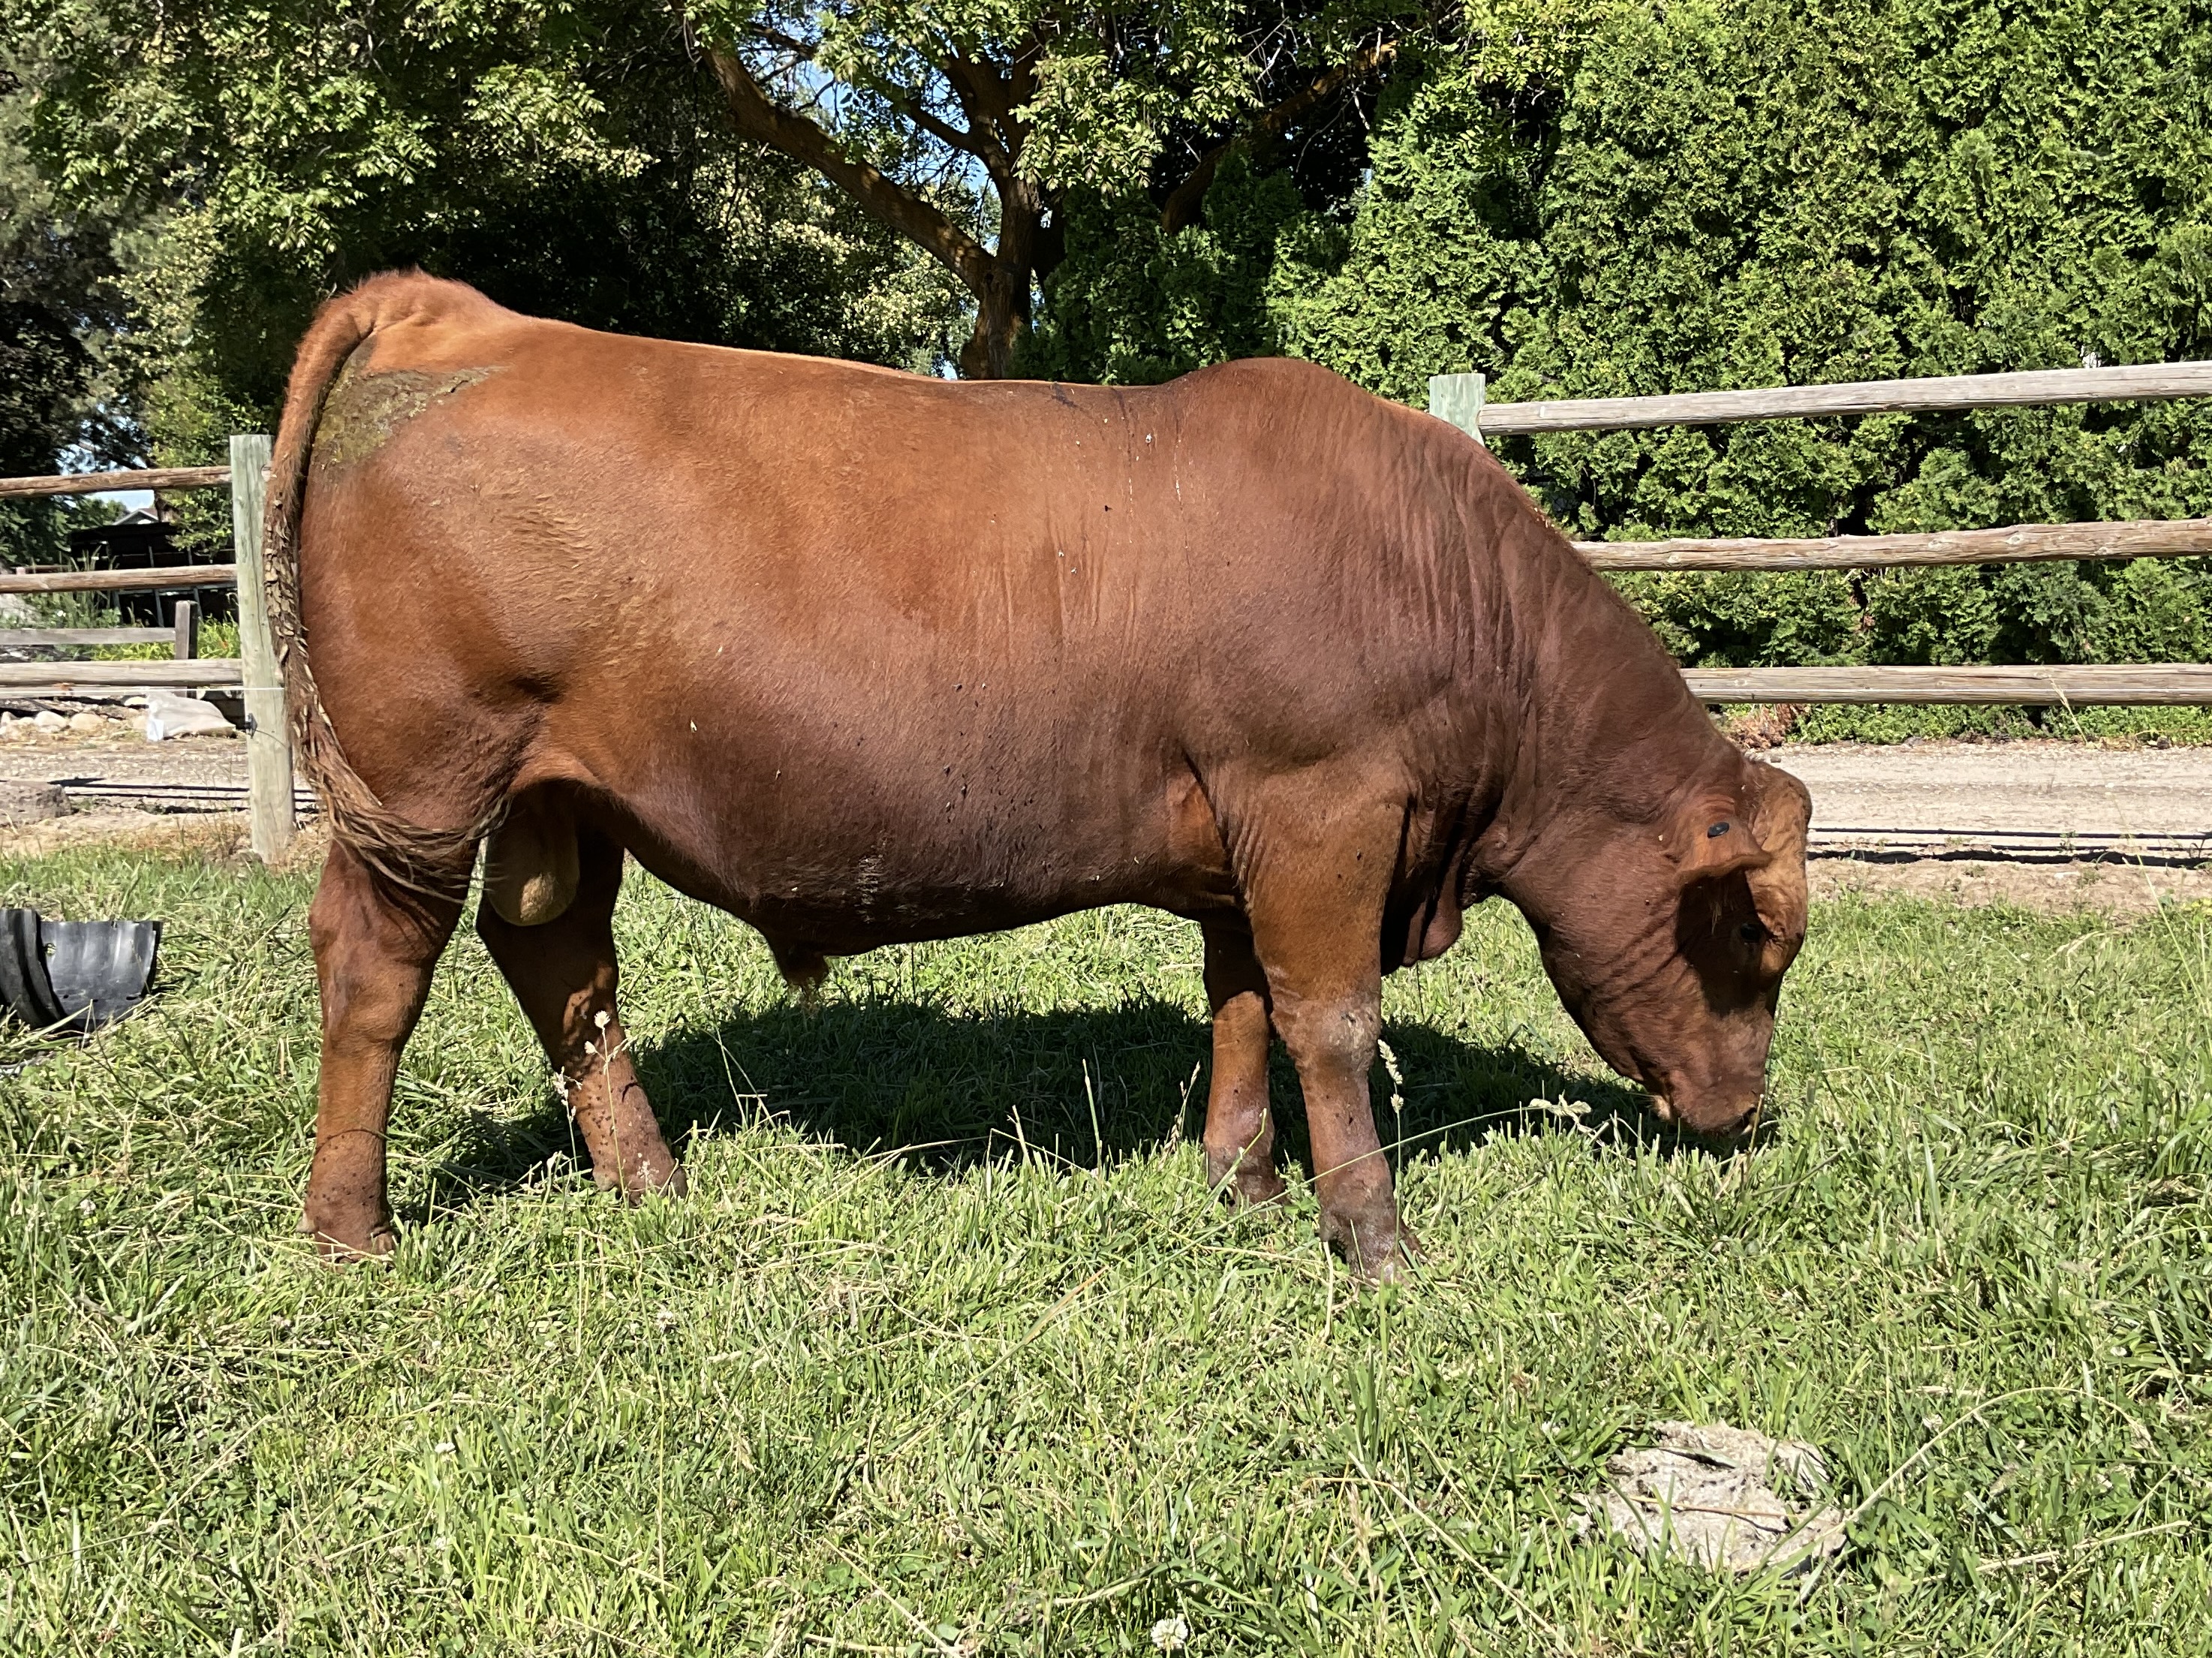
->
[1170,357,1358,396]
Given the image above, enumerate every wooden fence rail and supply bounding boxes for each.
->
[1680,665,2212,706]
[1427,363,2212,712]
[0,658,243,690]
[1,562,239,595]
[0,450,288,857]
[1577,518,2212,571]
[1434,360,2212,437]
[0,464,230,500]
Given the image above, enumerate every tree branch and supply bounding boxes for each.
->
[693,34,993,294]
[747,23,818,61]
[1159,39,1399,235]
[883,88,989,160]
[936,49,1021,182]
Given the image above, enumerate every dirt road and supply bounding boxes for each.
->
[1762,740,2212,910]
[5,720,2210,910]
[1766,741,2212,859]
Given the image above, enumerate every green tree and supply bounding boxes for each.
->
[1,47,137,564]
[678,0,1482,375]
[8,0,967,462]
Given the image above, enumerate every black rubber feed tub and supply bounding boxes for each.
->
[0,907,161,1032]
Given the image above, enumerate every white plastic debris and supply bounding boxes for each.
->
[143,688,236,741]
[1575,1421,1846,1573]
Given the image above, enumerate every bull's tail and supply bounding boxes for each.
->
[263,274,503,892]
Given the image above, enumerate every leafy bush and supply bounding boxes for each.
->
[1040,0,2212,733]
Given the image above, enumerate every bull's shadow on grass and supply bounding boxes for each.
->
[418,994,1657,1217]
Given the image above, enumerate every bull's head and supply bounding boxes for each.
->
[1519,758,1812,1138]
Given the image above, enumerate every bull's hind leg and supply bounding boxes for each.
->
[477,826,685,1199]
[1200,921,1287,1205]
[302,839,467,1257]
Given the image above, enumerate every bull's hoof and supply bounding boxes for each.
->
[592,1158,689,1201]
[1205,1148,1287,1208]
[1320,1208,1419,1285]
[299,1209,397,1263]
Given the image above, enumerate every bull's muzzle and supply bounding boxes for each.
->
[1648,1091,1762,1141]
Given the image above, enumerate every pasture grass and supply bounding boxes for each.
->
[2,841,2210,1655]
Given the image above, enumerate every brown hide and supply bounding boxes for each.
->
[270,274,1810,1272]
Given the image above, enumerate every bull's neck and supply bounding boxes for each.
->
[1467,509,1743,919]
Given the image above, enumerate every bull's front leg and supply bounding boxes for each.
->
[1268,976,1409,1280]
[301,838,467,1258]
[1199,920,1287,1205]
[1237,793,1414,1281]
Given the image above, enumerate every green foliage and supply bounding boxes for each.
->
[5,0,965,462]
[5,845,2212,1650]
[1,49,137,564]
[1314,0,2212,697]
[1022,155,1310,381]
[1046,0,2212,727]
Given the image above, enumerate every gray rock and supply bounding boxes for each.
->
[0,780,71,826]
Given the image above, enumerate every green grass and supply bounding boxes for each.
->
[3,844,2210,1655]
[83,617,243,661]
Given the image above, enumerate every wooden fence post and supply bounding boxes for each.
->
[228,433,295,862]
[172,598,198,660]
[1428,372,1487,445]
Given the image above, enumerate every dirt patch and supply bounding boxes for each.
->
[1768,739,2212,860]
[1575,1421,1845,1574]
[0,780,69,825]
[1,715,242,778]
[1811,852,2212,914]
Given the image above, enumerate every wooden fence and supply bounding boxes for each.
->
[3,361,2209,862]
[1,435,291,859]
[1428,363,2212,709]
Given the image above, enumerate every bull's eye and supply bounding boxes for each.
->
[1739,921,1765,944]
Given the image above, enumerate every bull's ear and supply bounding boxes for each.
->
[1672,805,1772,889]
[1744,763,1812,940]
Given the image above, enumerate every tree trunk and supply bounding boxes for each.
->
[955,178,1057,379]
[959,266,1029,380]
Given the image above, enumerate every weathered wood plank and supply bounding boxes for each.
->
[0,658,243,688]
[0,465,232,500]
[0,564,238,595]
[1482,360,2212,435]
[0,627,175,648]
[1683,664,2212,705]
[230,435,295,860]
[1580,517,2212,570]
